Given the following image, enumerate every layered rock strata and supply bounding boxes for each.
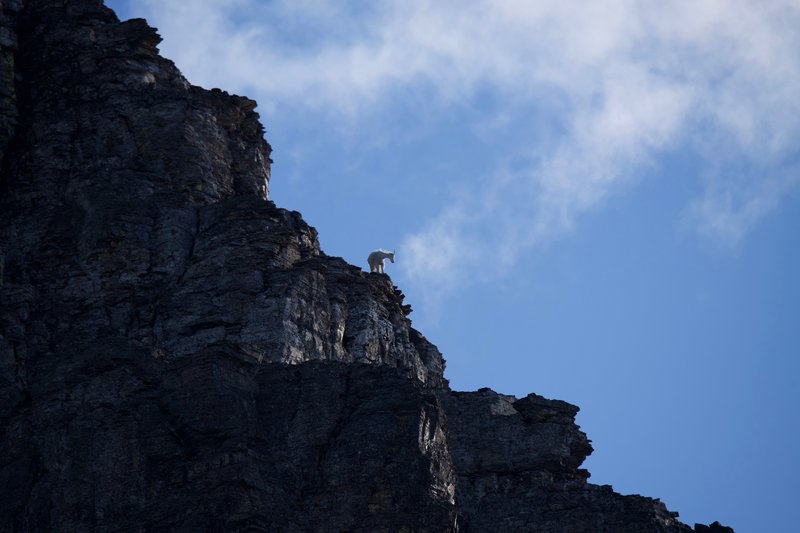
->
[0,1,731,531]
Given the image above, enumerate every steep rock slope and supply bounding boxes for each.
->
[0,1,731,531]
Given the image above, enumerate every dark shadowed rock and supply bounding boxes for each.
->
[0,1,732,531]
[694,522,735,533]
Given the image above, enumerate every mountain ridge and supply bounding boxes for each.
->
[0,1,732,531]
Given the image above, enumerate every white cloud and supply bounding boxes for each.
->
[133,0,800,298]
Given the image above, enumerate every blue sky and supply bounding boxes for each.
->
[107,2,800,531]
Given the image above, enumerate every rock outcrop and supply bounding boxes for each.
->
[0,1,731,531]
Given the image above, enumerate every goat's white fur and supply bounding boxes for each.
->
[368,249,395,274]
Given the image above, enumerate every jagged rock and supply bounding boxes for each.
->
[694,522,735,533]
[0,1,732,531]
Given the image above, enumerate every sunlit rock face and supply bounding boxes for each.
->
[0,1,731,531]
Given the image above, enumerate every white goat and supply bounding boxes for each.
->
[367,249,395,274]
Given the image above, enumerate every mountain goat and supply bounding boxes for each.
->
[367,249,395,274]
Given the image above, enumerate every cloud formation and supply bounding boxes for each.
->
[137,0,800,299]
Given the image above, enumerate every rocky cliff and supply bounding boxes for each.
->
[0,1,732,531]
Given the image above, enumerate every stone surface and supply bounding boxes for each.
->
[694,523,734,533]
[0,1,732,531]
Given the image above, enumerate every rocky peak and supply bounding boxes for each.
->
[0,0,444,388]
[0,1,731,531]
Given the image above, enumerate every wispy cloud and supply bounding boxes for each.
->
[134,0,800,300]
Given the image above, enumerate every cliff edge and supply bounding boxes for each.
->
[0,1,731,531]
